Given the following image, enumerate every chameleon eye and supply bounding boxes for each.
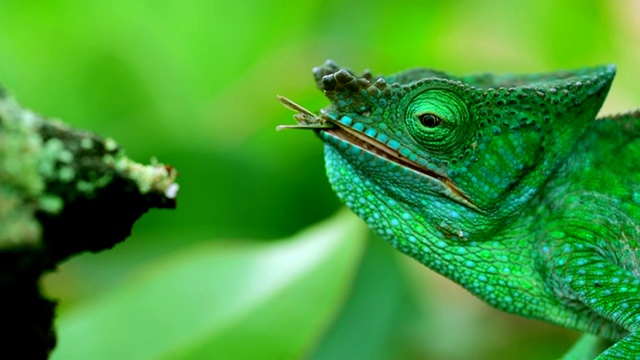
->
[405,89,471,153]
[417,113,442,128]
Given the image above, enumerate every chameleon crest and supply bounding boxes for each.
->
[280,61,640,359]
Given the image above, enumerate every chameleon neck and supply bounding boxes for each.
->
[324,137,628,340]
[324,142,545,312]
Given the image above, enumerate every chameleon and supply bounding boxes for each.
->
[278,60,640,359]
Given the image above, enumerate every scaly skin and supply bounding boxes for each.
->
[279,61,640,359]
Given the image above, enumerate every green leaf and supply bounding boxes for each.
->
[51,209,367,360]
[310,234,418,360]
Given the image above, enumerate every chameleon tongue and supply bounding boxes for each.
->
[275,95,335,131]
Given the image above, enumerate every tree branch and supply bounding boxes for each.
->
[0,88,178,358]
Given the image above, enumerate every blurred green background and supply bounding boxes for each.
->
[0,0,638,359]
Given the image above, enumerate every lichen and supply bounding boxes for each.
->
[0,90,179,249]
[38,194,63,214]
[104,137,118,152]
[0,96,46,248]
[0,188,42,247]
[80,137,93,150]
[0,85,179,358]
[0,99,45,197]
[108,153,179,198]
[58,166,75,182]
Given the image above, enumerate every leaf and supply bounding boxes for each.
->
[309,234,418,360]
[51,209,367,360]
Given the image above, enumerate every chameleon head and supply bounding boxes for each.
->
[283,61,615,248]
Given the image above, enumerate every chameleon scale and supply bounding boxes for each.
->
[280,60,640,359]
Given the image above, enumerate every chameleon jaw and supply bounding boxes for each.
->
[277,96,478,210]
[322,121,478,210]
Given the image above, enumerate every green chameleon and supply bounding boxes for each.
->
[278,60,640,359]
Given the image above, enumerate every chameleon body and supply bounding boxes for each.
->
[279,60,640,359]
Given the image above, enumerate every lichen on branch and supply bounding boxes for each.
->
[0,86,179,357]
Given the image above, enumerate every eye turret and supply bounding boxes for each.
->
[405,89,471,154]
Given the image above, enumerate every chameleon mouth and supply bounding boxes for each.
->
[277,95,477,209]
[322,120,476,208]
[324,120,436,177]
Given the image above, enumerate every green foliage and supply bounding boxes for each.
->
[0,0,637,358]
[52,211,367,359]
